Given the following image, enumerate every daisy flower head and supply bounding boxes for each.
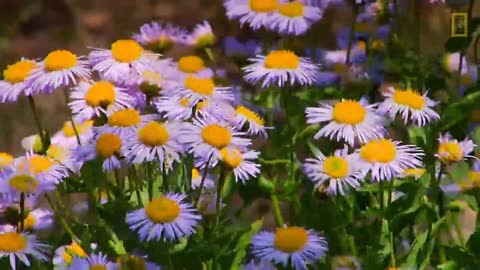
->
[377,87,440,126]
[436,133,476,164]
[357,139,424,182]
[46,143,83,173]
[69,80,133,122]
[155,95,194,121]
[268,0,323,36]
[0,59,37,102]
[180,115,251,163]
[26,50,90,95]
[251,226,328,270]
[174,75,234,104]
[234,105,269,137]
[133,21,187,51]
[74,132,125,171]
[224,0,280,30]
[53,241,87,270]
[88,39,159,82]
[96,108,157,137]
[0,225,49,269]
[306,98,386,146]
[303,146,367,196]
[126,193,201,242]
[243,50,319,88]
[216,146,261,183]
[191,167,215,189]
[51,120,94,148]
[175,55,214,79]
[122,120,184,171]
[0,152,14,171]
[20,208,54,231]
[183,21,216,49]
[0,167,50,203]
[14,153,68,185]
[67,252,117,270]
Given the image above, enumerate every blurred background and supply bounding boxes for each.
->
[0,0,476,154]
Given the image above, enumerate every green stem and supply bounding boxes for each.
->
[270,179,284,227]
[215,165,227,226]
[19,192,25,232]
[379,181,385,210]
[390,232,396,268]
[62,88,81,145]
[162,162,168,192]
[145,164,153,202]
[44,194,79,242]
[345,3,358,65]
[387,179,395,206]
[27,95,48,154]
[129,165,143,207]
[194,154,213,206]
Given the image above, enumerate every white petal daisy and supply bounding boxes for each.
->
[21,208,54,231]
[67,252,117,270]
[26,50,91,95]
[224,0,281,30]
[182,21,216,49]
[73,132,125,171]
[88,39,159,82]
[126,193,201,242]
[268,0,323,35]
[154,95,194,121]
[436,133,477,164]
[377,87,440,126]
[357,139,424,182]
[174,55,214,80]
[133,21,187,51]
[306,98,386,146]
[233,105,269,137]
[51,120,94,149]
[168,75,234,105]
[243,50,319,88]
[252,226,328,270]
[13,153,68,185]
[69,80,133,122]
[0,59,37,103]
[53,241,87,270]
[303,146,367,196]
[95,108,157,137]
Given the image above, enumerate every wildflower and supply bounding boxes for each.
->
[436,133,476,164]
[75,132,125,171]
[20,208,54,231]
[306,98,385,146]
[0,59,37,102]
[175,55,213,79]
[96,108,157,137]
[0,225,49,269]
[234,105,268,137]
[191,168,215,189]
[123,121,184,171]
[303,146,367,196]
[89,39,159,82]
[126,193,201,242]
[357,139,424,182]
[251,226,328,270]
[0,153,14,171]
[180,115,251,163]
[224,0,278,30]
[183,21,216,49]
[244,50,319,88]
[14,154,68,184]
[242,260,277,270]
[67,253,117,270]
[51,120,94,148]
[0,165,50,202]
[69,80,133,122]
[133,21,186,51]
[269,0,323,35]
[46,143,82,173]
[173,75,234,105]
[53,241,87,269]
[377,87,440,126]
[155,95,194,121]
[20,134,44,153]
[26,50,90,95]
[214,146,261,183]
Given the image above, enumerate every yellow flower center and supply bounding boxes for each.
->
[178,56,205,73]
[201,124,232,149]
[22,213,36,230]
[249,0,278,12]
[360,139,397,163]
[90,265,108,270]
[95,133,122,158]
[264,50,300,69]
[278,1,304,17]
[26,155,54,174]
[108,109,141,127]
[236,106,265,126]
[332,100,367,124]
[145,197,181,223]
[111,39,144,63]
[402,168,426,179]
[323,156,349,178]
[63,242,87,264]
[62,120,93,137]
[392,89,425,110]
[220,147,243,168]
[3,60,36,83]
[138,122,169,146]
[438,142,463,162]
[192,168,200,180]
[273,227,309,253]
[196,100,209,111]
[9,174,39,193]
[44,50,78,72]
[47,145,69,163]
[85,81,116,107]
[0,232,27,252]
[179,97,190,107]
[184,76,215,96]
[0,152,14,169]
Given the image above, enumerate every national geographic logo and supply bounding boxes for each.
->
[451,12,468,37]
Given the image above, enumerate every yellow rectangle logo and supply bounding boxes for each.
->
[451,13,468,37]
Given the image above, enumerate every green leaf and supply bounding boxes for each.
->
[449,161,470,182]
[378,220,391,258]
[408,126,427,146]
[441,92,480,129]
[230,219,264,270]
[258,176,275,193]
[466,231,480,253]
